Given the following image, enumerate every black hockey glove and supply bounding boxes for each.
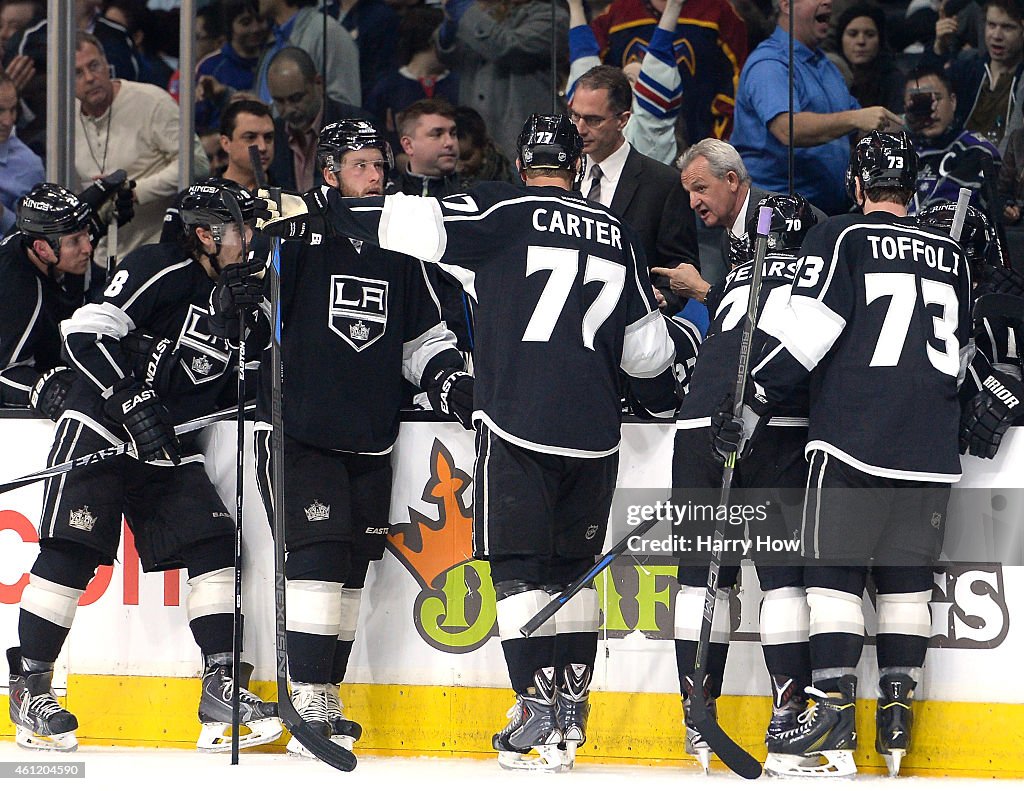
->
[959,370,1024,459]
[113,179,136,227]
[78,169,129,212]
[103,381,181,464]
[121,332,179,393]
[29,367,76,422]
[710,393,765,463]
[216,257,267,309]
[425,369,475,430]
[254,188,329,241]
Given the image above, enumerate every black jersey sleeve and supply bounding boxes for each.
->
[403,259,464,388]
[0,277,44,406]
[62,249,193,397]
[750,223,854,408]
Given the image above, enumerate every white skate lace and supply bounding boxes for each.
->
[325,684,344,718]
[25,691,64,720]
[292,685,330,722]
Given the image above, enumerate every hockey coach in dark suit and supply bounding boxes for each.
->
[569,65,699,314]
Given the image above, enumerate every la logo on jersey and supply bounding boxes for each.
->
[329,274,389,351]
[177,305,233,385]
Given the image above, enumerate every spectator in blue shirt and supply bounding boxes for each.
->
[731,0,902,215]
[195,1,267,134]
[0,73,43,235]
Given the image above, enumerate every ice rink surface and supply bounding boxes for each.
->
[0,742,1014,790]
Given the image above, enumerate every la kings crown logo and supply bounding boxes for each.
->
[69,506,97,532]
[328,275,388,351]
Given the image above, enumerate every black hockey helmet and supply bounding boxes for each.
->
[747,193,818,253]
[179,178,255,235]
[16,183,92,257]
[916,200,994,269]
[317,119,393,180]
[845,131,919,202]
[516,114,584,185]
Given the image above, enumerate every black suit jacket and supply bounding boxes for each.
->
[267,99,370,191]
[609,146,699,314]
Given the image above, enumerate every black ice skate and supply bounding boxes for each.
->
[196,660,282,752]
[492,667,563,771]
[325,682,363,752]
[555,663,592,769]
[682,674,718,774]
[7,647,78,752]
[286,682,333,758]
[764,675,858,778]
[876,673,915,777]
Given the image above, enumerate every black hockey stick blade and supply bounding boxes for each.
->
[974,292,1024,323]
[687,672,763,780]
[278,692,357,772]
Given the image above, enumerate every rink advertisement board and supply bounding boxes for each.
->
[1,416,1023,775]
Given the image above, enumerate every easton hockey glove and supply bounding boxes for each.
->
[121,332,179,393]
[103,381,181,464]
[710,393,764,463]
[29,367,76,422]
[960,370,1024,458]
[426,369,475,430]
[254,188,328,240]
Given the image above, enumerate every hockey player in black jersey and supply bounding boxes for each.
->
[674,194,817,773]
[7,178,280,754]
[916,202,1024,459]
[0,185,95,415]
[254,113,680,771]
[251,120,471,759]
[717,132,971,777]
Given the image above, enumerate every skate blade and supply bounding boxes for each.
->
[286,734,317,759]
[691,745,712,774]
[196,716,283,752]
[15,726,78,752]
[884,749,905,777]
[497,745,565,772]
[561,739,581,770]
[764,750,857,778]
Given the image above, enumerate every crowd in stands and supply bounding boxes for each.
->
[3,0,1024,332]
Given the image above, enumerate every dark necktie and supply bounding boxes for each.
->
[587,164,603,203]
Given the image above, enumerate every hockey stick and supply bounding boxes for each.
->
[249,146,357,772]
[685,207,776,781]
[950,186,972,243]
[106,214,118,285]
[0,404,252,498]
[520,514,661,637]
[221,187,249,765]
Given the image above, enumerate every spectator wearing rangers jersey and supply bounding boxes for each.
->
[7,178,280,755]
[720,132,972,778]
[565,0,684,167]
[252,119,471,759]
[254,113,681,772]
[673,194,817,773]
[589,0,748,143]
